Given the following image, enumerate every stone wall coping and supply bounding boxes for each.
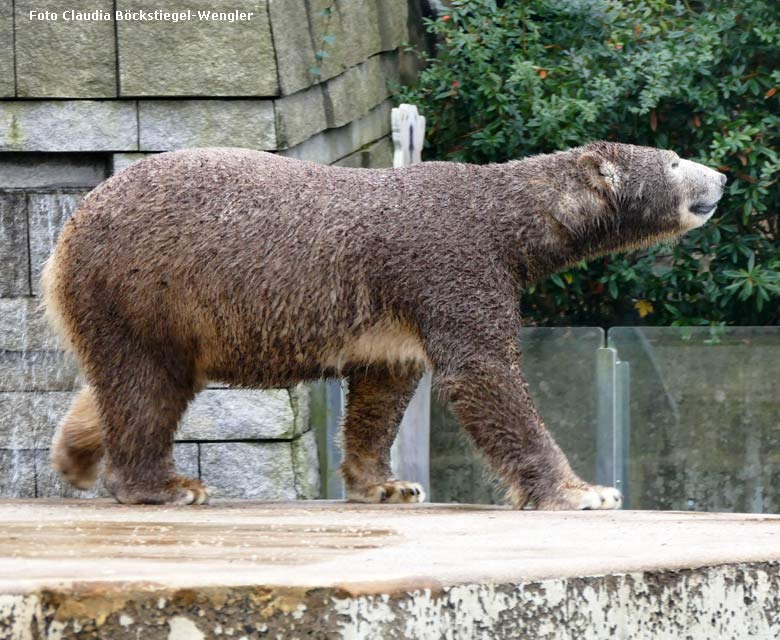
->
[2,504,779,592]
[0,50,399,154]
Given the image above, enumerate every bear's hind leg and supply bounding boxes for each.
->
[341,364,426,504]
[91,347,207,505]
[52,386,104,489]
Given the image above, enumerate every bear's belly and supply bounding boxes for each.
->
[323,320,431,370]
[199,317,429,388]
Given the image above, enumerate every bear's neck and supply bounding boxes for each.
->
[471,159,600,286]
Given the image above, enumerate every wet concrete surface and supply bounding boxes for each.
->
[1,501,780,638]
[2,500,780,594]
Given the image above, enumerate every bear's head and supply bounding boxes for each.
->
[551,141,726,254]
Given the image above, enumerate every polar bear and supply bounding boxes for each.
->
[43,142,725,508]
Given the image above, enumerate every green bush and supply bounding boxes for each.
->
[397,0,780,326]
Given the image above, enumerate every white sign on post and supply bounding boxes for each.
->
[390,104,431,497]
[392,103,425,168]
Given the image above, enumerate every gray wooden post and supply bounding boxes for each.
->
[324,379,346,499]
[389,104,431,496]
[323,104,431,498]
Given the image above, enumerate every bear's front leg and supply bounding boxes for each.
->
[438,356,621,509]
[422,292,621,513]
[340,364,427,504]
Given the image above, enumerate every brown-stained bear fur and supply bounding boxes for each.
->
[43,142,725,507]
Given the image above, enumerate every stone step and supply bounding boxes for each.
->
[0,444,197,499]
[0,298,57,351]
[0,430,319,500]
[0,191,85,298]
[0,350,83,391]
[279,100,392,165]
[0,385,310,449]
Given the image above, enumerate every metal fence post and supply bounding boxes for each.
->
[616,359,631,508]
[596,347,617,488]
[596,345,631,506]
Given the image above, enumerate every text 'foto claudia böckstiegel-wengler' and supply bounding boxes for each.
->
[26,9,256,22]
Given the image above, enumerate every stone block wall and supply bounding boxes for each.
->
[0,1,405,161]
[0,0,408,498]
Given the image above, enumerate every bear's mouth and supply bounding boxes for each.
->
[690,202,718,217]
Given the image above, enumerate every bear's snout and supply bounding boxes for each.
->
[676,159,726,230]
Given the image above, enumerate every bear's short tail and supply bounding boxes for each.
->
[51,386,104,490]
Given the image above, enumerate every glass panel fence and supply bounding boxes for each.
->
[608,326,780,513]
[315,325,780,513]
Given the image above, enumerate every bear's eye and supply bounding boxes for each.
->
[671,160,680,169]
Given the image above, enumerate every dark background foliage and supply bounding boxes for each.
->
[397,0,780,326]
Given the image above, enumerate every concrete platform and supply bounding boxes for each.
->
[1,501,779,639]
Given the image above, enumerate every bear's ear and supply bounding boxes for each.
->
[578,151,621,194]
